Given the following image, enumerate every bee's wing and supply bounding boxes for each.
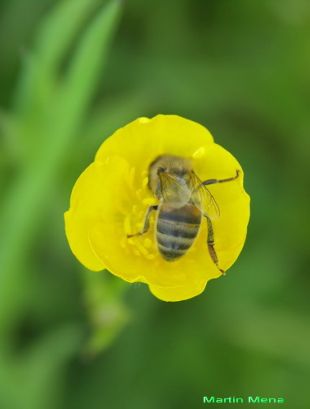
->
[159,172,189,202]
[190,171,220,219]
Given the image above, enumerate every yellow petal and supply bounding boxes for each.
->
[64,163,106,271]
[95,114,214,169]
[149,280,207,302]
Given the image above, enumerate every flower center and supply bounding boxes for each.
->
[120,165,158,261]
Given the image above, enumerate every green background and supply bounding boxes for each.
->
[0,1,309,408]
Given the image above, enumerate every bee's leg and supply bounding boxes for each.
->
[127,205,158,238]
[204,215,225,275]
[201,170,240,186]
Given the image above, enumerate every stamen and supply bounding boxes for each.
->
[123,216,131,235]
[142,177,148,187]
[192,146,205,159]
[143,238,152,249]
[121,168,157,260]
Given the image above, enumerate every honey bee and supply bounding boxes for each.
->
[128,154,239,273]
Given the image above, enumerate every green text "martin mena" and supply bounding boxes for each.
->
[203,396,285,404]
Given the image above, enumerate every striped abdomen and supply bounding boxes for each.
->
[156,204,201,261]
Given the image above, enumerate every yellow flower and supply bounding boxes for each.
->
[64,115,250,302]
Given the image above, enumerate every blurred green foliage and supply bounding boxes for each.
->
[0,0,309,408]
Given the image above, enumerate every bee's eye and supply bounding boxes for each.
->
[157,167,166,174]
[171,168,187,177]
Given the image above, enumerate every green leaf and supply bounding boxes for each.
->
[47,0,122,156]
[14,0,102,116]
[0,0,122,335]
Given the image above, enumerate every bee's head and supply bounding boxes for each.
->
[148,154,192,198]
